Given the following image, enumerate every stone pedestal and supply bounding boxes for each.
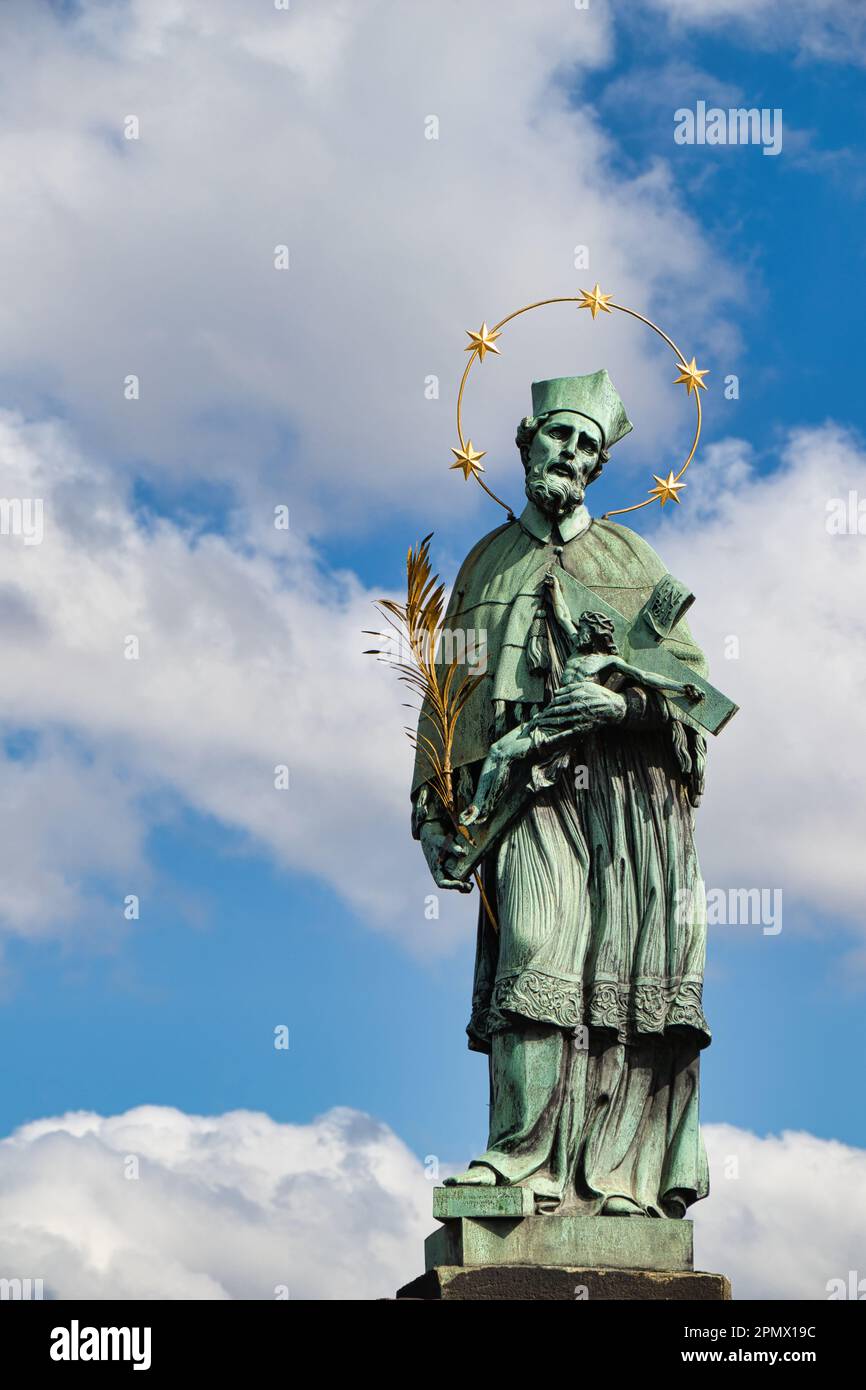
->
[396,1188,731,1301]
[397,1265,731,1301]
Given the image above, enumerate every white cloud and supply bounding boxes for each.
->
[698,1124,866,1300]
[0,0,735,534]
[2,410,866,955]
[0,742,148,945]
[648,423,866,929]
[0,1103,862,1300]
[0,407,469,950]
[646,0,866,65]
[0,2,859,958]
[0,1105,430,1300]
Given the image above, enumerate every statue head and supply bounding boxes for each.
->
[576,610,619,655]
[516,370,632,519]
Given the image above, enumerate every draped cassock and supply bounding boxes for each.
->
[411,499,711,1217]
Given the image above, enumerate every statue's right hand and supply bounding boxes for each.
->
[420,822,473,893]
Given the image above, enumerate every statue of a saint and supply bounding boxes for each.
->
[411,371,718,1219]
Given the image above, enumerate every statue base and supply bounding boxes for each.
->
[397,1265,731,1301]
[425,1211,693,1273]
[396,1188,731,1301]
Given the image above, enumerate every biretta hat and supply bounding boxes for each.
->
[530,369,633,449]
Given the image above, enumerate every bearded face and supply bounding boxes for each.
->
[523,412,604,518]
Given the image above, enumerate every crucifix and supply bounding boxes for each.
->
[451,564,737,883]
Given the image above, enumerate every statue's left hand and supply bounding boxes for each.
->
[533,682,627,734]
[419,821,474,893]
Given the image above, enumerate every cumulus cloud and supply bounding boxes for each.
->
[0,407,469,949]
[0,741,148,944]
[0,1105,430,1300]
[698,1124,866,1300]
[649,423,866,929]
[0,0,742,953]
[0,1103,862,1300]
[0,3,859,958]
[646,0,866,66]
[2,409,866,952]
[0,0,734,534]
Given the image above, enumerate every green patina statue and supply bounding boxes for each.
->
[410,370,737,1220]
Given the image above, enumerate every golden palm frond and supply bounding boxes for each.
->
[365,534,497,931]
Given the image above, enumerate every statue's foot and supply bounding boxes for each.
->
[443,1164,497,1187]
[602,1195,644,1217]
[661,1190,688,1219]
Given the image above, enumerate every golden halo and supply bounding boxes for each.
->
[450,285,708,520]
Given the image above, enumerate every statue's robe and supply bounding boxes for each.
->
[411,500,711,1216]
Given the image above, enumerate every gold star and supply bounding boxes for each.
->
[577,283,613,320]
[648,471,686,507]
[450,440,486,481]
[674,357,709,396]
[464,322,501,362]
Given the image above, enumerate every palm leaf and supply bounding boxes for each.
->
[364,534,497,931]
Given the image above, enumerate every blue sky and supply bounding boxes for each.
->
[2,817,862,1159]
[0,0,865,1299]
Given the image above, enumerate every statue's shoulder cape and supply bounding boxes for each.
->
[410,517,706,795]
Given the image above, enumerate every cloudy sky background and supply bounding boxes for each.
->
[0,0,864,1298]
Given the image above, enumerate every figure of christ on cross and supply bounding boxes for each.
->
[460,570,704,830]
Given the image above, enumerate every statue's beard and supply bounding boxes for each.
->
[526,464,585,517]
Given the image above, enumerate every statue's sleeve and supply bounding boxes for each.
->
[411,782,445,839]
